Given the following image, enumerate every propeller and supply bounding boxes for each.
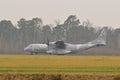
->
[46,37,50,50]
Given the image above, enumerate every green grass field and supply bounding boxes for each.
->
[0,55,120,74]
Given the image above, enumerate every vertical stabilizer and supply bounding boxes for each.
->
[89,27,107,46]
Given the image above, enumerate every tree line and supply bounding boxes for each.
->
[0,15,120,54]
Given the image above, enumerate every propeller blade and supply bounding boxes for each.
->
[46,37,50,50]
[46,37,49,46]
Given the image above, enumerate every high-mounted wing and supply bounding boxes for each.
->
[55,40,66,49]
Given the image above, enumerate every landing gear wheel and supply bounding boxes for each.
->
[30,52,33,55]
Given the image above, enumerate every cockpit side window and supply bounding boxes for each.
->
[28,44,32,48]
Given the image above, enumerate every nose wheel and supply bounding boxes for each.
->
[49,53,52,55]
[30,52,33,55]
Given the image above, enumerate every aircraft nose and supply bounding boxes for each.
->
[24,47,29,51]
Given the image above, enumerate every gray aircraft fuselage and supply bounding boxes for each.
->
[24,43,96,55]
[24,27,107,55]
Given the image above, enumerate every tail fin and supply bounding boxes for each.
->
[89,27,107,46]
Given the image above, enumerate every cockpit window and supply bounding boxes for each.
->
[28,44,32,48]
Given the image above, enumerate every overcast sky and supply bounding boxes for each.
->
[0,0,120,28]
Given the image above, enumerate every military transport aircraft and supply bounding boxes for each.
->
[24,27,107,55]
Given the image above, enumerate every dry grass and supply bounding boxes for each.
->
[0,74,120,80]
[0,55,120,74]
